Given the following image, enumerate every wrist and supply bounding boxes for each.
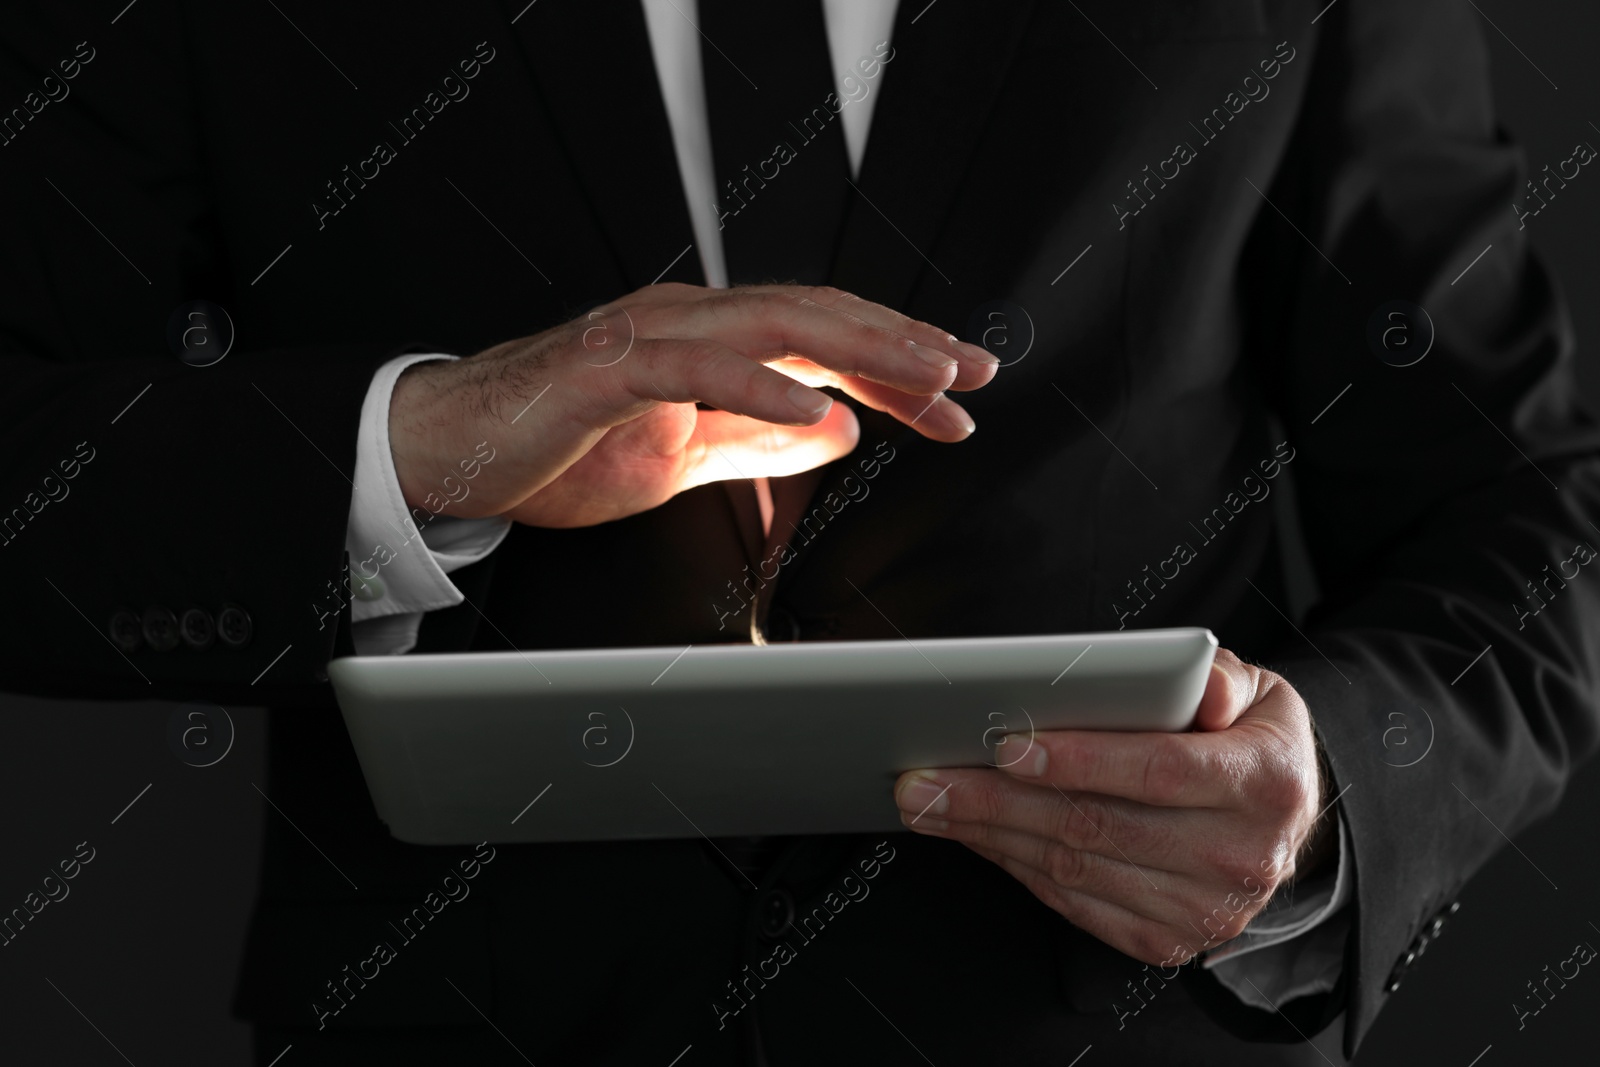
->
[388,358,461,512]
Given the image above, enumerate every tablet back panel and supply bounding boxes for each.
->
[329,628,1217,844]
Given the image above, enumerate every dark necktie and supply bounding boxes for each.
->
[699,0,854,285]
[698,0,854,887]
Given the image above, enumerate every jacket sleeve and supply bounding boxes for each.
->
[1240,0,1600,1057]
[0,2,395,707]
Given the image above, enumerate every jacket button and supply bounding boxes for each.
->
[180,607,215,650]
[108,609,142,653]
[142,606,180,651]
[217,604,253,649]
[757,888,795,941]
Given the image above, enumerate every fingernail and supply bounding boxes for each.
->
[949,335,1001,365]
[1005,741,1047,778]
[787,383,832,418]
[911,343,958,369]
[942,397,976,435]
[896,773,950,818]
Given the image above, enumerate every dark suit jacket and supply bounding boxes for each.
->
[4,1,1598,1063]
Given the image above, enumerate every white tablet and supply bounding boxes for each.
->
[328,627,1217,844]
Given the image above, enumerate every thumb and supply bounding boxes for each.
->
[1192,648,1256,731]
[680,405,861,487]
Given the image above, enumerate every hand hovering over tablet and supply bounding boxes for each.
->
[387,283,998,527]
[893,648,1336,966]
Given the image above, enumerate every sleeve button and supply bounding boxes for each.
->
[216,604,253,649]
[141,606,180,652]
[108,609,143,653]
[180,607,215,650]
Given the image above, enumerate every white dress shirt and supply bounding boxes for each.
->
[340,0,1351,1013]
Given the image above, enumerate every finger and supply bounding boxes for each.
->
[907,811,1182,911]
[591,338,838,430]
[992,727,1250,809]
[657,289,962,397]
[618,281,994,384]
[676,406,861,487]
[769,357,974,440]
[740,284,1001,390]
[894,768,1188,868]
[1193,648,1259,731]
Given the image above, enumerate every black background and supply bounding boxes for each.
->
[2,2,1597,1063]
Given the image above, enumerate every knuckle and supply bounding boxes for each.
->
[1261,842,1296,889]
[681,343,751,404]
[1214,852,1262,893]
[1133,927,1178,964]
[710,290,767,319]
[960,779,1008,824]
[642,281,696,299]
[770,290,812,310]
[631,337,675,375]
[762,293,820,337]
[1043,843,1088,887]
[1190,899,1244,945]
[1163,943,1199,969]
[1020,863,1066,906]
[856,320,909,350]
[1238,864,1273,902]
[1052,795,1104,850]
[1281,770,1316,819]
[1213,646,1246,675]
[1140,738,1194,805]
[1250,852,1289,899]
[678,338,730,366]
[1209,911,1252,945]
[1255,743,1314,817]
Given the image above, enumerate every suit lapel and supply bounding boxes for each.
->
[831,0,1040,308]
[502,0,705,288]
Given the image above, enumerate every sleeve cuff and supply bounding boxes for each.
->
[345,352,511,636]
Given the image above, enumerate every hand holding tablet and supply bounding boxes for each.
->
[897,646,1335,969]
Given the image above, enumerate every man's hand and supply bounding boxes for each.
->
[893,648,1333,965]
[388,283,998,528]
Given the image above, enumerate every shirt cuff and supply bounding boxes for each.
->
[345,352,511,653]
[1201,810,1354,1009]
